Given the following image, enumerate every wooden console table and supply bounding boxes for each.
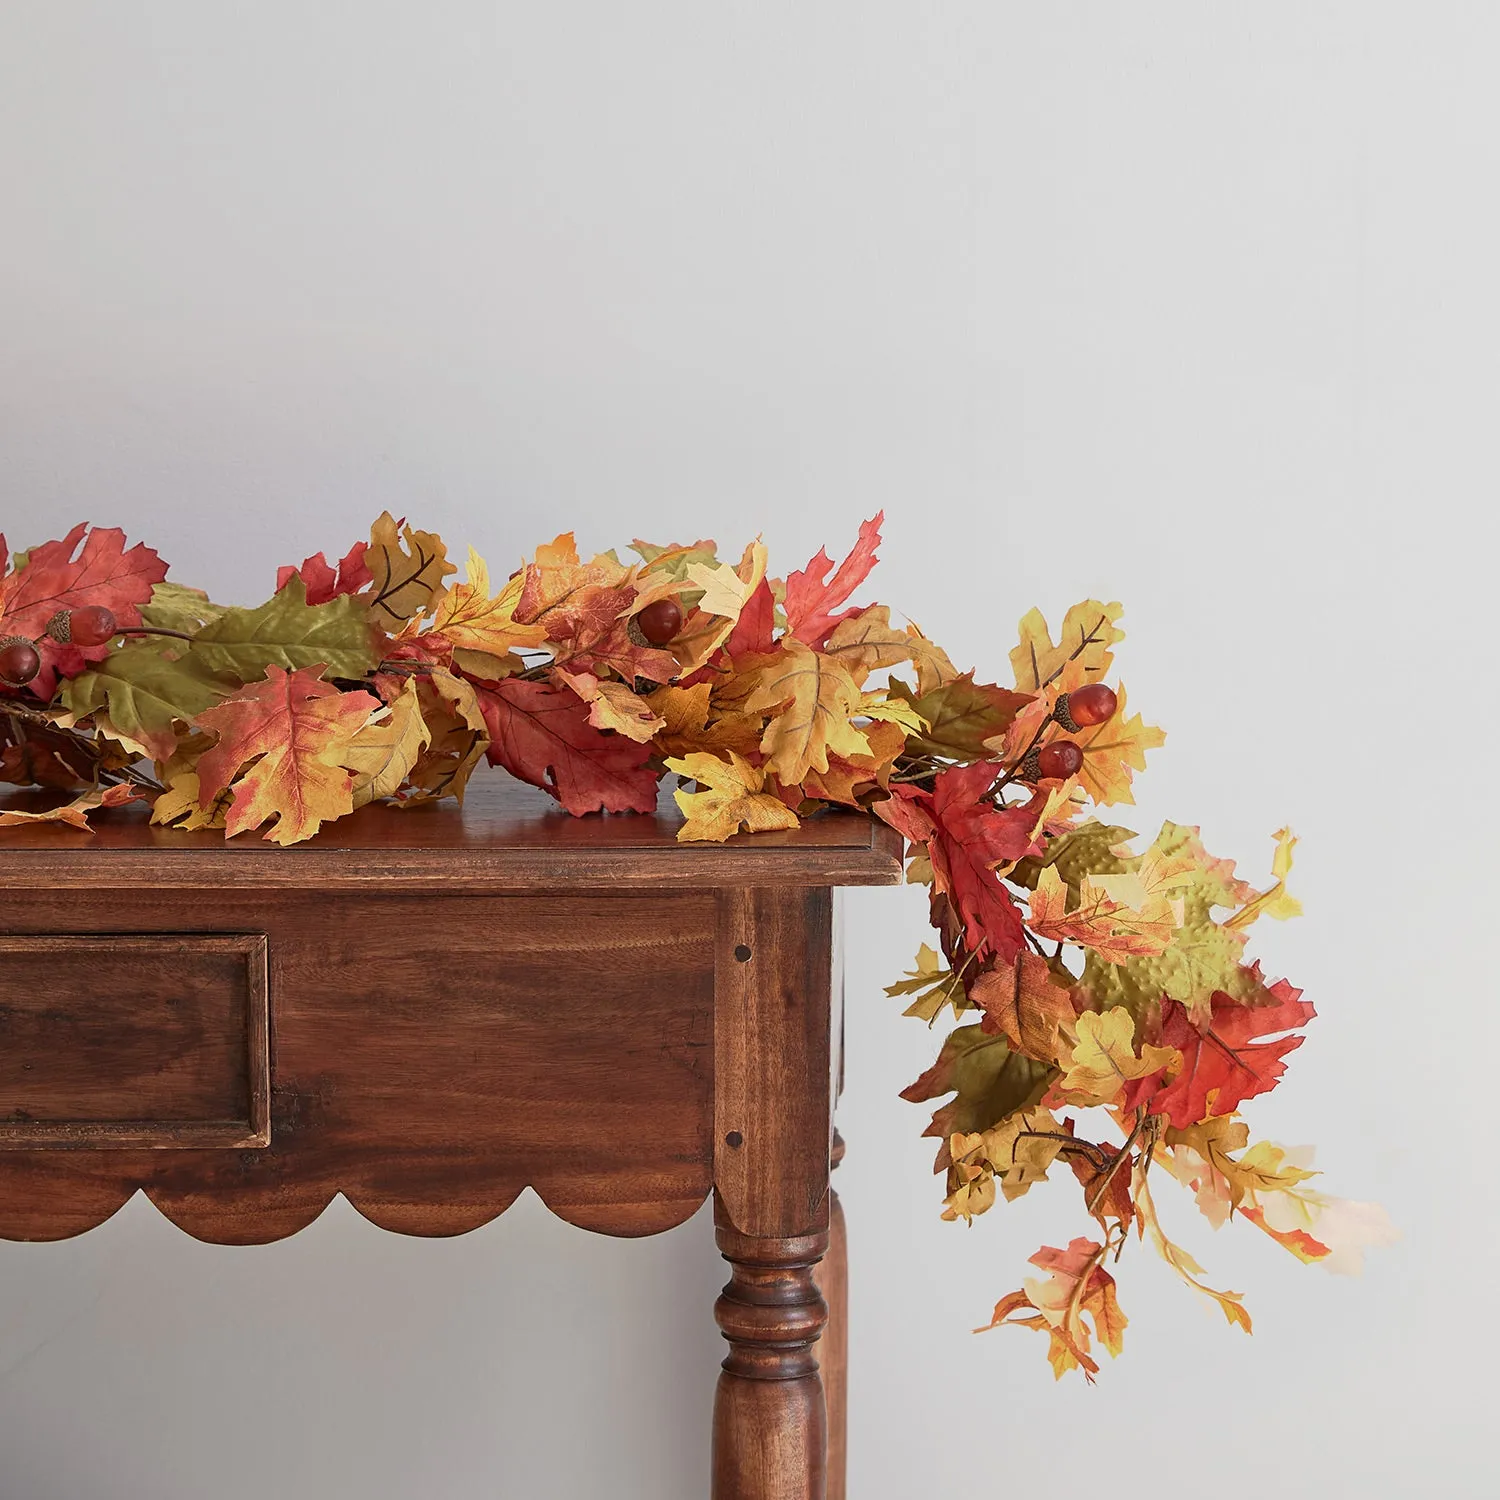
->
[0,779,902,1500]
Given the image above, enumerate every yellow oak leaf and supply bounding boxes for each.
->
[556,668,665,743]
[1010,600,1124,695]
[667,751,801,843]
[400,665,490,803]
[366,512,457,629]
[741,641,870,785]
[151,768,230,830]
[1056,1007,1178,1107]
[856,690,927,736]
[884,943,971,1024]
[345,678,433,807]
[904,623,961,696]
[671,540,769,675]
[822,605,917,681]
[647,681,765,760]
[945,1105,1074,1221]
[424,548,547,668]
[193,666,379,845]
[684,556,755,620]
[1070,683,1164,807]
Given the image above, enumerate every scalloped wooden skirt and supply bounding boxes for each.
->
[0,891,717,1243]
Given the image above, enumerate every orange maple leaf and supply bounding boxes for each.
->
[194,666,379,845]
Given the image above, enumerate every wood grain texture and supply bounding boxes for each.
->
[0,777,903,892]
[713,1222,830,1500]
[0,892,715,1243]
[0,935,268,1149]
[713,887,835,1242]
[816,1133,848,1500]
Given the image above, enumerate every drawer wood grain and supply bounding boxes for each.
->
[0,935,269,1149]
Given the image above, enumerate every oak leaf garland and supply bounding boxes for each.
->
[0,514,1383,1379]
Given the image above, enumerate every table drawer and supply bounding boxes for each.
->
[0,935,269,1149]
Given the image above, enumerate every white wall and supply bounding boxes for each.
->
[1,4,1492,1496]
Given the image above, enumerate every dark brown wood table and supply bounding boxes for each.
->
[0,779,902,1500]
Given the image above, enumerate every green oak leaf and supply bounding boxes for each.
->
[889,674,1032,761]
[901,1022,1053,1140]
[59,643,225,763]
[140,581,224,633]
[189,576,378,683]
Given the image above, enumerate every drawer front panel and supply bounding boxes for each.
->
[0,935,269,1149]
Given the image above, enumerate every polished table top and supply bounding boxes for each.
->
[0,776,903,889]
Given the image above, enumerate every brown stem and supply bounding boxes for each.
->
[118,626,195,643]
[1086,1110,1149,1218]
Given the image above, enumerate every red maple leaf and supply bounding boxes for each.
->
[0,524,169,696]
[276,542,371,605]
[724,577,776,657]
[877,763,1050,963]
[476,678,660,815]
[781,513,883,647]
[1152,983,1316,1129]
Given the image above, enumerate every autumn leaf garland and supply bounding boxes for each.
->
[0,510,1393,1376]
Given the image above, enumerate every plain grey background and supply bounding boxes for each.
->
[1,4,1492,1497]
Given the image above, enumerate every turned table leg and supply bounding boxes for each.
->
[712,886,838,1500]
[712,1222,829,1500]
[813,1132,848,1500]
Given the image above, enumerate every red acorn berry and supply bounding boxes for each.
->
[0,636,41,687]
[47,606,118,647]
[636,597,684,646]
[67,605,119,647]
[1037,739,1084,779]
[1061,682,1117,727]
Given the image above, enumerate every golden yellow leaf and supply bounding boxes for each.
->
[1071,684,1165,807]
[1010,601,1124,694]
[366,512,457,629]
[822,605,916,681]
[346,678,433,807]
[425,548,547,667]
[1056,1007,1179,1107]
[671,540,769,674]
[647,681,764,760]
[556,668,665,743]
[668,750,802,842]
[741,641,870,785]
[884,943,971,1024]
[401,665,490,803]
[856,690,927,736]
[904,623,962,696]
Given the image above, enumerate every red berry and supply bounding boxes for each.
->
[0,636,41,687]
[636,597,684,646]
[1066,682,1117,726]
[67,606,118,647]
[1037,739,1084,779]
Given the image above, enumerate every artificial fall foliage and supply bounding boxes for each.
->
[0,514,1394,1378]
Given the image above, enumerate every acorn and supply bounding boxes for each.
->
[0,636,41,687]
